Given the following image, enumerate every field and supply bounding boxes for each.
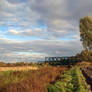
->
[0,66,67,92]
[0,62,91,92]
[0,66,38,71]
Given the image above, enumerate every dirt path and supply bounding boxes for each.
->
[0,66,38,71]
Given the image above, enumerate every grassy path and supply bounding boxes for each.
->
[47,66,88,92]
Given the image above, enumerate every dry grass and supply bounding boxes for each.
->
[0,66,67,92]
[0,66,38,71]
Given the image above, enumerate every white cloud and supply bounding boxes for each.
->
[72,35,80,40]
[8,29,18,35]
[7,28,46,38]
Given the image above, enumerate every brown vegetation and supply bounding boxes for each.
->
[0,66,67,92]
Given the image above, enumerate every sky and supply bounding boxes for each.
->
[0,0,92,62]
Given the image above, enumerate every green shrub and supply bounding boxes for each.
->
[47,67,88,92]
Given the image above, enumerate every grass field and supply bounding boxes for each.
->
[0,66,67,92]
[0,62,90,92]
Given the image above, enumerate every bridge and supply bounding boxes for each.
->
[45,57,79,65]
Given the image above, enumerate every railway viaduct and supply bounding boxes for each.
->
[45,57,79,65]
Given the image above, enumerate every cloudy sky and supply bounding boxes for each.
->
[0,0,92,62]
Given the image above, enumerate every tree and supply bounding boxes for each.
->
[80,16,92,50]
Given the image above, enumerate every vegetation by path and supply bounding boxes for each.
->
[81,66,92,90]
[47,66,88,92]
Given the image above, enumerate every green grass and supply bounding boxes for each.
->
[0,70,32,89]
[47,66,88,92]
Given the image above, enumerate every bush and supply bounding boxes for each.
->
[47,67,88,92]
[76,50,92,62]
